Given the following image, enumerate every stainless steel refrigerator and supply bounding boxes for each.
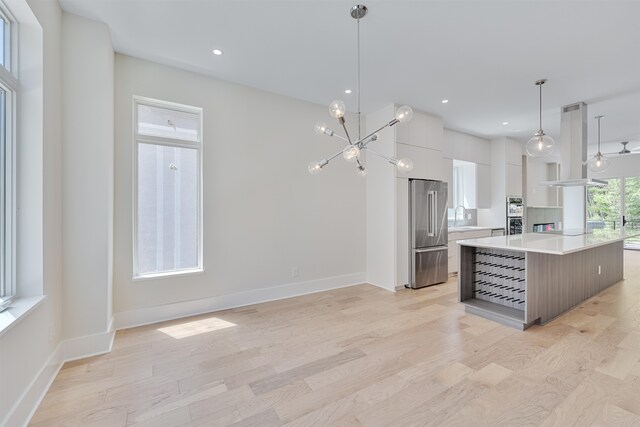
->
[409,179,448,289]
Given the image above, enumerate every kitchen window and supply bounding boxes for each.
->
[0,5,15,311]
[133,97,203,278]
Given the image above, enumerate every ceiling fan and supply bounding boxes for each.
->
[602,141,640,157]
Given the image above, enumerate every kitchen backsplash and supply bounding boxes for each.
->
[448,208,477,227]
[526,207,562,232]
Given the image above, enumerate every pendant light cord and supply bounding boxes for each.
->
[357,13,361,141]
[539,82,543,131]
[597,116,601,152]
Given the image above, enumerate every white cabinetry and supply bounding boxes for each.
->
[396,143,444,181]
[476,164,491,208]
[448,228,492,274]
[395,110,443,151]
[506,163,523,197]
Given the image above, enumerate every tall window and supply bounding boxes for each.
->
[0,6,15,310]
[134,97,203,278]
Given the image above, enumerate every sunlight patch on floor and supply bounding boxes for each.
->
[158,317,237,339]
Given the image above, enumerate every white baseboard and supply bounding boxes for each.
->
[2,343,63,427]
[61,324,115,362]
[3,274,364,427]
[114,272,366,330]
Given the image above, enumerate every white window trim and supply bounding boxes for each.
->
[132,96,204,280]
[0,1,16,311]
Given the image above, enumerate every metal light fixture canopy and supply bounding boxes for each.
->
[587,115,609,173]
[308,4,414,176]
[526,79,556,157]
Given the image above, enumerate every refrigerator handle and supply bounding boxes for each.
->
[428,190,436,237]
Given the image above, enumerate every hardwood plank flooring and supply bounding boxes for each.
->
[31,250,640,426]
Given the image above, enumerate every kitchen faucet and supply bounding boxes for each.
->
[454,205,468,228]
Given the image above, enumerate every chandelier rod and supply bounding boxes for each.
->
[366,147,395,163]
[356,120,396,148]
[357,11,361,141]
[341,120,353,144]
[539,81,542,131]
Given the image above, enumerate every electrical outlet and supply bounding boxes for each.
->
[291,267,299,278]
[598,265,602,275]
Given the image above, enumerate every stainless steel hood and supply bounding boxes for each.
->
[539,178,607,187]
[538,103,606,188]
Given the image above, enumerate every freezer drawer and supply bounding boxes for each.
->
[410,246,448,289]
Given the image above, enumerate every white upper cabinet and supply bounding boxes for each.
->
[395,107,443,151]
[506,139,523,166]
[396,143,444,181]
[476,164,491,208]
[506,163,523,196]
[442,129,491,165]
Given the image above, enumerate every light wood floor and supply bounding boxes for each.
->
[31,251,640,427]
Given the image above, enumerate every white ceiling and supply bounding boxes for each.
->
[58,0,640,150]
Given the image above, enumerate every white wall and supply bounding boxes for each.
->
[1,0,64,425]
[113,55,366,325]
[61,13,114,344]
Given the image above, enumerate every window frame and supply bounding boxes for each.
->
[132,96,203,279]
[0,2,16,311]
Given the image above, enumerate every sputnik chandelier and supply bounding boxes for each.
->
[308,4,414,176]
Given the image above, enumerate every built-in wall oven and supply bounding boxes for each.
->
[506,196,524,235]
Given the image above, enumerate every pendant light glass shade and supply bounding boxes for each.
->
[308,161,323,175]
[395,106,414,123]
[526,132,555,157]
[395,158,414,173]
[329,100,346,119]
[527,79,555,158]
[314,122,328,135]
[587,153,609,173]
[587,115,609,173]
[342,145,360,162]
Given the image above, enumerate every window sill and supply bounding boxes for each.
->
[0,295,47,338]
[133,268,204,282]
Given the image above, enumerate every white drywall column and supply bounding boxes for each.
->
[62,13,114,340]
[366,105,397,291]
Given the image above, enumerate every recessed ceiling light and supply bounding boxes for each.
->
[345,89,352,94]
[502,122,509,125]
[212,49,223,56]
[441,99,449,104]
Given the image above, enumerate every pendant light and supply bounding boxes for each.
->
[308,4,414,176]
[526,79,555,157]
[587,115,609,173]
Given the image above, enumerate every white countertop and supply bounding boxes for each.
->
[457,229,640,255]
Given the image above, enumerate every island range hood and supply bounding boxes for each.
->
[539,102,606,187]
[540,178,607,187]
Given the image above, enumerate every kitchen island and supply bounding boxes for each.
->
[457,229,636,330]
